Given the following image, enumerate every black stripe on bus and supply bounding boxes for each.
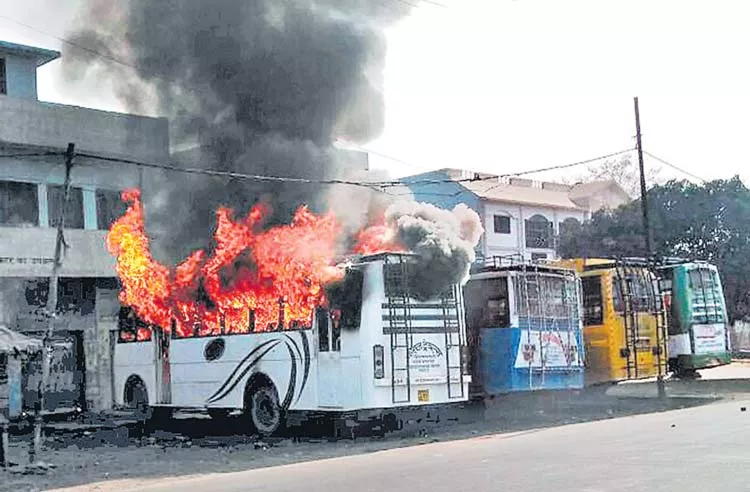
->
[206,341,281,404]
[205,339,278,403]
[297,331,311,404]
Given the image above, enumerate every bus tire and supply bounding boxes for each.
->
[246,384,283,436]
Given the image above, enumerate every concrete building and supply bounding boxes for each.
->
[0,40,169,412]
[401,168,630,261]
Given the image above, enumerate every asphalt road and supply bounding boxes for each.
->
[65,398,750,492]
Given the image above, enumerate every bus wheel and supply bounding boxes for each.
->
[247,385,283,436]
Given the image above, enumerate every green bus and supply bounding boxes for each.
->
[657,262,731,377]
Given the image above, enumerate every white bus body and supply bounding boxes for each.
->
[113,253,470,433]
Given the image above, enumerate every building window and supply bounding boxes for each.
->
[493,215,511,234]
[0,58,6,95]
[0,180,39,226]
[524,214,553,248]
[96,189,127,230]
[531,252,547,261]
[47,185,84,229]
[0,353,7,385]
[0,58,8,95]
[23,278,96,315]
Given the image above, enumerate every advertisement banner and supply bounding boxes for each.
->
[514,330,582,369]
[692,323,727,354]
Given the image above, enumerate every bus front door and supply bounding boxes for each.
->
[316,308,342,408]
[153,328,172,404]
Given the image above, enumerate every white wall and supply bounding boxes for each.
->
[482,201,585,260]
[0,227,114,277]
[0,96,169,162]
[4,55,37,100]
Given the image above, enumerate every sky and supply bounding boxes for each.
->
[2,0,749,183]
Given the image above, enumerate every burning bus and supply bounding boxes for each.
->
[114,252,468,435]
[108,190,479,435]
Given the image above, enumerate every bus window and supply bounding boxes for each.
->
[543,276,569,318]
[613,272,654,313]
[384,262,411,298]
[331,309,342,352]
[317,308,330,352]
[465,278,510,329]
[581,276,603,326]
[118,307,152,343]
[515,276,541,317]
[690,268,725,323]
[325,268,364,330]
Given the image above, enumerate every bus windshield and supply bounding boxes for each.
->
[688,267,726,324]
[464,277,510,329]
[613,270,655,313]
[515,274,578,319]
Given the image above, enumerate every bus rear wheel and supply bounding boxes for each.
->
[246,385,283,437]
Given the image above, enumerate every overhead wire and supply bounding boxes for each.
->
[461,148,636,197]
[70,148,639,192]
[0,14,136,72]
[643,151,707,183]
[0,151,62,159]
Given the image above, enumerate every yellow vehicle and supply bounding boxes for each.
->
[551,258,667,385]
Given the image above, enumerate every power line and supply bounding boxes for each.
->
[419,0,449,6]
[72,147,636,191]
[497,148,635,178]
[386,0,448,8]
[0,15,136,72]
[643,151,707,183]
[337,141,433,171]
[75,151,406,189]
[463,148,635,196]
[0,151,63,159]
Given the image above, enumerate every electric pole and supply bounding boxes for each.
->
[633,97,652,256]
[30,143,75,463]
[633,98,666,400]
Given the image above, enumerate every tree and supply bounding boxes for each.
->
[559,176,750,322]
[564,153,665,198]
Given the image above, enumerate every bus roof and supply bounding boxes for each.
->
[471,256,575,275]
[554,256,706,272]
[336,251,419,267]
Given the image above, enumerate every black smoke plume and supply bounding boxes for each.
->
[387,202,484,299]
[64,0,407,263]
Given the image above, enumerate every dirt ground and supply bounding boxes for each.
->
[3,363,748,492]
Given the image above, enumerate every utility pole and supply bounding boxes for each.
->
[30,143,75,463]
[633,98,666,400]
[633,97,652,256]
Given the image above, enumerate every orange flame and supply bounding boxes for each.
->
[353,217,406,256]
[107,189,367,337]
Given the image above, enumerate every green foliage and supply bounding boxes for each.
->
[559,176,750,321]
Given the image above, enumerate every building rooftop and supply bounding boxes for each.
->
[0,40,60,67]
[405,168,630,211]
[462,178,585,210]
[568,179,630,200]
